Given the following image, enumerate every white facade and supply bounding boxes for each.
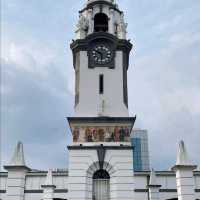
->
[1,1,200,200]
[1,166,200,200]
[68,148,134,200]
[74,51,129,117]
[73,0,129,117]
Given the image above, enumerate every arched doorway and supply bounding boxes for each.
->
[94,13,108,32]
[92,169,110,200]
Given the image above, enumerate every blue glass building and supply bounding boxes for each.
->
[131,129,150,171]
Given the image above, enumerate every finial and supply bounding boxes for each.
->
[172,140,197,171]
[10,141,26,166]
[176,140,191,165]
[4,141,30,171]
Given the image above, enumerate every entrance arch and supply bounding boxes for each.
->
[92,170,110,200]
[86,161,115,200]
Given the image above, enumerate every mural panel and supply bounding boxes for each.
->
[72,126,131,143]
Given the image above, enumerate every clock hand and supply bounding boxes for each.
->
[96,50,103,59]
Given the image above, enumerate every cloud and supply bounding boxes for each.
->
[1,40,74,170]
[1,0,200,171]
[127,2,200,168]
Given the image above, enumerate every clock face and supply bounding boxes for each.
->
[91,44,113,65]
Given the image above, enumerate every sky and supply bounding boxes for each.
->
[1,0,200,171]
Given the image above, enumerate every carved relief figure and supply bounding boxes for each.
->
[85,128,93,142]
[105,127,111,142]
[114,127,120,142]
[92,128,98,142]
[73,128,80,142]
[119,127,125,141]
[79,127,86,142]
[124,127,130,142]
[76,14,89,32]
[98,129,105,142]
[117,13,127,38]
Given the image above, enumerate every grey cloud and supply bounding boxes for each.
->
[1,56,74,170]
[128,12,200,169]
[1,0,200,171]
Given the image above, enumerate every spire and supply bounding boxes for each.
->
[172,140,197,171]
[10,141,26,166]
[172,141,197,200]
[176,140,191,165]
[4,141,30,171]
[149,169,157,185]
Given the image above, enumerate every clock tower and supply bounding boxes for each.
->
[68,1,136,200]
[71,0,132,117]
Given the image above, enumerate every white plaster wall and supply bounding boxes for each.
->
[134,176,147,188]
[0,175,7,190]
[25,176,46,190]
[195,174,200,189]
[25,192,68,200]
[195,193,200,200]
[0,193,7,200]
[6,169,28,200]
[134,192,148,200]
[24,193,42,200]
[25,174,68,190]
[75,51,129,117]
[159,192,178,200]
[157,176,177,189]
[68,148,134,200]
[1,171,200,200]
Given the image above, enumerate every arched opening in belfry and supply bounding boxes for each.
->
[92,169,110,200]
[94,13,108,32]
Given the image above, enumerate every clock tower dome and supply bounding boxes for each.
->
[71,0,132,117]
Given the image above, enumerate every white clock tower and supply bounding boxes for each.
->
[71,0,132,117]
[68,1,135,200]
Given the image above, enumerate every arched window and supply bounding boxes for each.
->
[94,13,108,32]
[92,169,110,200]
